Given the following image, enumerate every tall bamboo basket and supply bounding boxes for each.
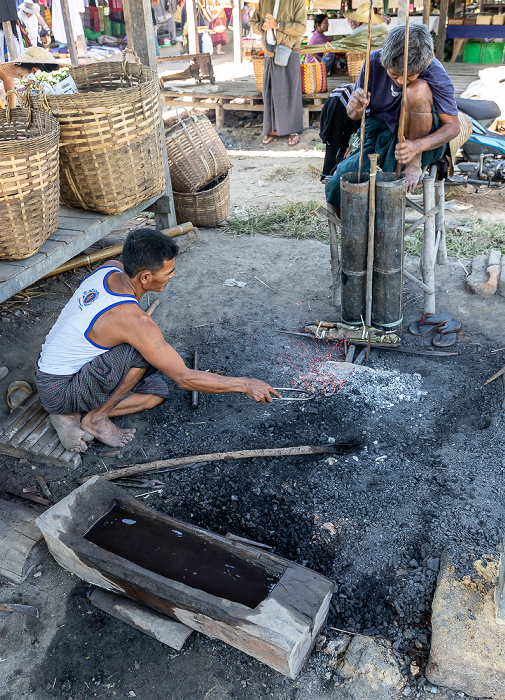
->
[173,172,230,227]
[252,55,265,94]
[346,51,367,83]
[164,107,230,193]
[31,50,165,215]
[0,102,60,260]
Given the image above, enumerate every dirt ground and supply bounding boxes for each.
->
[2,104,505,700]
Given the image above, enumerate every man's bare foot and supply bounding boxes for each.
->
[80,412,136,448]
[403,164,423,193]
[50,414,93,453]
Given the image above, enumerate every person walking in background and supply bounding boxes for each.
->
[209,0,227,55]
[17,0,50,48]
[304,13,335,75]
[250,0,306,147]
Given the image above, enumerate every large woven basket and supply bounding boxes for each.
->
[31,50,165,215]
[346,51,366,83]
[252,55,264,94]
[300,57,327,94]
[0,103,60,260]
[173,171,230,227]
[164,107,230,193]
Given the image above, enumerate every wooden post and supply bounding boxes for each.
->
[186,0,199,55]
[422,176,436,315]
[1,21,18,61]
[122,0,157,70]
[436,0,449,62]
[233,0,242,64]
[435,180,447,264]
[365,154,378,327]
[59,0,79,67]
[397,0,409,26]
[423,0,430,27]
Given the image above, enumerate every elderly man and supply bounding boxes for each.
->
[34,228,279,453]
[325,24,460,213]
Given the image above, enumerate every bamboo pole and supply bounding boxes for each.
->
[41,222,194,279]
[357,0,374,183]
[79,445,348,482]
[59,0,79,67]
[1,22,18,61]
[365,154,378,327]
[396,13,410,179]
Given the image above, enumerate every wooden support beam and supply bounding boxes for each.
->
[122,0,158,70]
[396,0,409,25]
[423,0,430,27]
[59,0,79,67]
[186,0,199,55]
[436,0,449,62]
[1,21,18,61]
[233,0,242,64]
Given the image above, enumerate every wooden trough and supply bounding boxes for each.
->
[36,476,333,678]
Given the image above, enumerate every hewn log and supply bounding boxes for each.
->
[0,500,47,583]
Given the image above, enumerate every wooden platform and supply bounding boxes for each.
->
[0,391,81,469]
[160,63,486,128]
[0,194,163,306]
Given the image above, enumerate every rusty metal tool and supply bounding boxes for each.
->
[191,349,199,409]
[272,388,315,401]
[115,478,166,489]
[0,603,39,617]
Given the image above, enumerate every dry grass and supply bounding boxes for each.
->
[262,165,296,183]
[223,200,328,241]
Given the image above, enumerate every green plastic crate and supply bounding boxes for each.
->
[462,41,504,64]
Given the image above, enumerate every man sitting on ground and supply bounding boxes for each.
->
[325,24,460,214]
[34,228,279,453]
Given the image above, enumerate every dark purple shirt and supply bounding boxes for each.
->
[357,50,458,131]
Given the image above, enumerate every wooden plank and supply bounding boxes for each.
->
[0,193,165,305]
[0,500,47,584]
[0,401,43,445]
[30,425,59,455]
[0,441,81,468]
[9,409,48,449]
[38,433,61,457]
[18,416,52,452]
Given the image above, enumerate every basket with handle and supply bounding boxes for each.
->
[300,56,327,94]
[0,93,60,260]
[31,49,165,215]
[346,51,367,83]
[173,171,230,227]
[252,54,265,94]
[164,106,230,193]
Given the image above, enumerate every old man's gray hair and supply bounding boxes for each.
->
[380,24,434,75]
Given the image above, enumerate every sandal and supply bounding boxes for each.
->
[432,320,461,347]
[262,132,277,145]
[7,380,33,411]
[409,312,454,336]
[287,133,300,147]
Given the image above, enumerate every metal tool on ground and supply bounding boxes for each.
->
[365,154,378,327]
[80,443,362,483]
[396,12,410,179]
[42,222,194,279]
[191,349,199,409]
[357,0,374,182]
[0,603,39,617]
[115,478,166,489]
[272,388,315,401]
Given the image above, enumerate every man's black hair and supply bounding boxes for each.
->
[122,228,179,278]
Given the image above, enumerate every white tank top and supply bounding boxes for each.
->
[38,266,140,375]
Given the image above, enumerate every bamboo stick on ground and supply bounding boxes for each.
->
[79,445,356,483]
[42,223,194,279]
[357,0,374,182]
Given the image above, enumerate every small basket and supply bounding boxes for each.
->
[164,107,230,193]
[0,101,60,260]
[300,57,327,94]
[252,55,265,94]
[346,51,366,83]
[173,171,230,227]
[31,49,165,215]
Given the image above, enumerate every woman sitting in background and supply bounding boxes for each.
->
[305,13,335,74]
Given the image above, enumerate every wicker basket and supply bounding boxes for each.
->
[0,103,60,260]
[173,171,230,227]
[164,107,230,193]
[346,51,366,83]
[31,50,165,215]
[252,55,265,94]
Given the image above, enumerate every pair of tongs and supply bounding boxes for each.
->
[272,387,314,401]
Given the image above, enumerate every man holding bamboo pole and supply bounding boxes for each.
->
[34,228,279,453]
[326,24,460,214]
